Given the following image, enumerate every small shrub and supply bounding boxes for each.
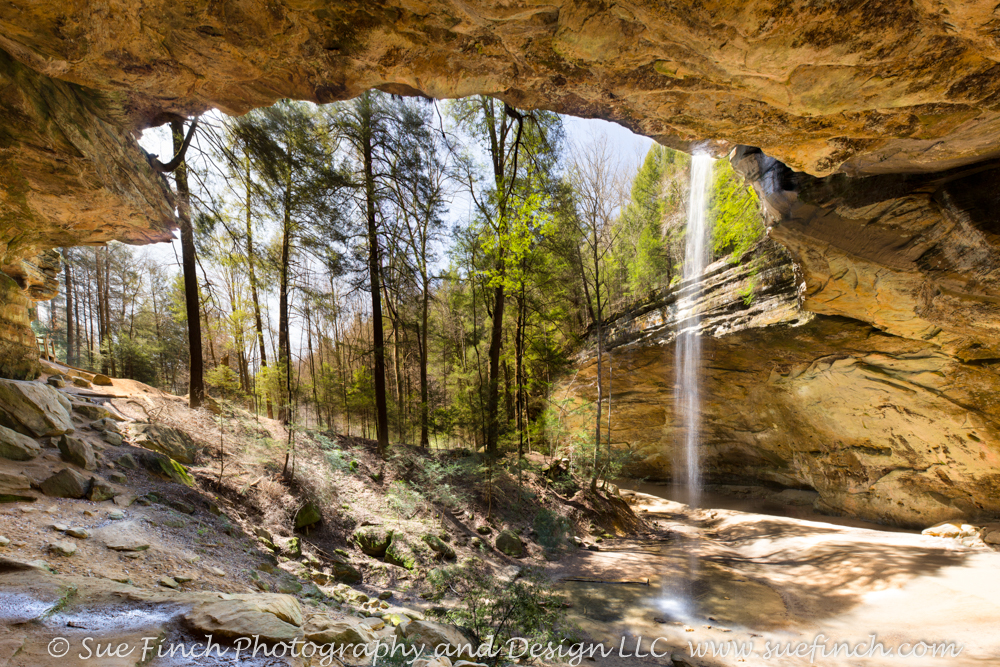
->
[533,508,571,550]
[386,481,425,519]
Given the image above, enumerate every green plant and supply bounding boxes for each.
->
[533,508,571,550]
[386,480,426,519]
[428,560,574,664]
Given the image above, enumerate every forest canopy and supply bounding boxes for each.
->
[36,94,766,480]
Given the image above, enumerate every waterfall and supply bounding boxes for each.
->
[675,153,713,509]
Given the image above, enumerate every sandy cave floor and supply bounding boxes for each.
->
[552,490,1000,667]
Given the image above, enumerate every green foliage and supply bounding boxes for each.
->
[533,508,572,550]
[428,560,574,661]
[205,364,242,399]
[386,480,426,519]
[709,159,764,262]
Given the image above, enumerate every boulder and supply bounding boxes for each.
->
[275,572,303,594]
[92,418,120,433]
[495,530,524,558]
[47,377,66,389]
[423,534,456,560]
[397,620,475,660]
[72,377,91,388]
[922,523,963,538]
[0,471,37,502]
[40,468,90,498]
[71,402,113,420]
[0,424,41,460]
[0,379,74,437]
[353,525,394,557]
[116,453,138,469]
[102,431,123,446]
[184,594,303,643]
[57,435,96,470]
[109,471,127,484]
[92,374,113,386]
[294,501,322,529]
[132,423,199,464]
[330,557,362,584]
[88,476,118,502]
[385,535,419,570]
[49,540,77,556]
[302,614,376,647]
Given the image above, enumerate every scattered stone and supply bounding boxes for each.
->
[353,525,394,557]
[303,614,376,648]
[378,590,393,600]
[476,525,492,535]
[92,374,113,386]
[109,472,127,484]
[91,418,121,433]
[0,379,75,436]
[294,501,322,529]
[397,620,475,660]
[113,493,137,507]
[495,529,524,558]
[72,377,91,388]
[65,527,89,539]
[50,523,69,532]
[985,531,1000,545]
[0,536,8,547]
[47,376,66,389]
[423,534,456,560]
[469,537,483,550]
[131,423,199,464]
[50,540,77,556]
[116,453,138,469]
[330,558,362,583]
[88,476,117,502]
[175,574,194,583]
[922,522,963,538]
[361,617,386,631]
[57,435,96,470]
[40,468,90,498]
[102,431,123,446]
[275,572,303,594]
[0,471,37,503]
[158,576,180,589]
[278,536,299,558]
[169,499,196,514]
[109,510,125,520]
[0,424,42,460]
[105,538,151,551]
[208,566,226,576]
[71,402,113,420]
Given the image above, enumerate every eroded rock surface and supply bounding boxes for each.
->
[559,248,1000,528]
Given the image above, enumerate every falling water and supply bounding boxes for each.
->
[674,153,713,510]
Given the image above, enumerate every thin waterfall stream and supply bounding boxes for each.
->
[675,153,713,510]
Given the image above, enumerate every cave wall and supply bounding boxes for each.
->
[558,247,1000,528]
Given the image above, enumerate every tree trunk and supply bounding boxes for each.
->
[245,143,273,419]
[277,174,293,424]
[419,275,430,447]
[361,95,390,455]
[63,250,75,366]
[172,119,204,409]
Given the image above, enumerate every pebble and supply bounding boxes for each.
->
[109,510,125,520]
[51,523,69,532]
[65,527,90,539]
[83,510,96,517]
